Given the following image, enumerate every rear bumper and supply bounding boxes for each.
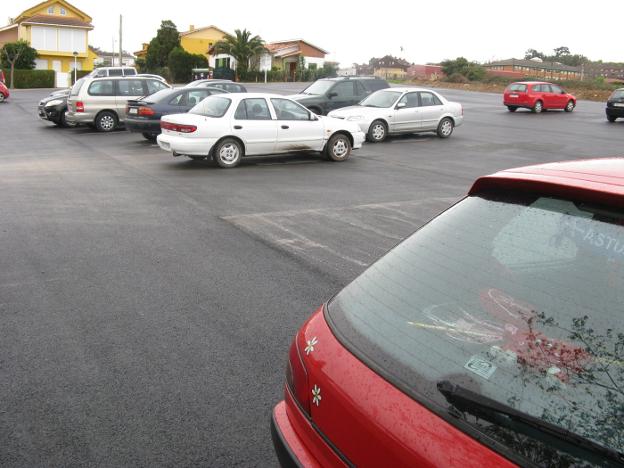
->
[125,118,161,134]
[65,111,95,124]
[156,133,217,156]
[271,403,304,468]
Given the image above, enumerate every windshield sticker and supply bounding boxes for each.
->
[559,217,624,260]
[465,356,497,380]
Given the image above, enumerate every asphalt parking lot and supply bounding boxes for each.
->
[0,83,622,467]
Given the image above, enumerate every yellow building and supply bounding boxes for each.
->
[0,0,94,86]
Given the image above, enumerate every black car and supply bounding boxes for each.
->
[38,88,75,127]
[606,88,624,122]
[185,79,247,93]
[125,86,228,140]
[289,76,390,115]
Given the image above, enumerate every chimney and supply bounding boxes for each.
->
[189,25,195,31]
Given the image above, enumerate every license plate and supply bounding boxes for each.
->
[614,103,624,108]
[129,108,138,114]
[509,94,518,98]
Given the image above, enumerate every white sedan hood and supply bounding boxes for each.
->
[328,105,389,119]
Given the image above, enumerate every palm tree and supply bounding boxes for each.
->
[212,29,265,80]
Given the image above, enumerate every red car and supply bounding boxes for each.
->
[272,158,624,467]
[503,81,575,113]
[0,80,9,103]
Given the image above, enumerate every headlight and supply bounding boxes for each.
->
[347,115,365,121]
[45,99,64,107]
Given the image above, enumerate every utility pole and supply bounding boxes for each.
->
[118,15,123,67]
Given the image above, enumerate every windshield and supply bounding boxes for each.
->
[301,80,334,95]
[360,90,402,108]
[188,96,231,117]
[328,192,624,466]
[610,90,624,100]
[70,78,85,96]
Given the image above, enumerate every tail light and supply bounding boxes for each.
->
[76,101,84,113]
[138,106,155,116]
[286,332,311,416]
[160,121,197,133]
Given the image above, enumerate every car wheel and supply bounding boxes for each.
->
[437,117,454,138]
[532,100,543,113]
[95,111,117,132]
[507,106,518,112]
[607,115,617,123]
[367,120,387,143]
[0,94,5,103]
[324,133,352,161]
[142,132,157,141]
[564,100,575,112]
[213,138,243,168]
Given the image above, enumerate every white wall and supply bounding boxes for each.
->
[305,56,325,69]
[30,26,86,53]
[209,54,237,69]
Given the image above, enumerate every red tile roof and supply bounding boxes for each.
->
[21,14,93,28]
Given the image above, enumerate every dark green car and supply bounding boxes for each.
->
[289,76,389,115]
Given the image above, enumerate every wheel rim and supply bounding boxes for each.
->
[219,143,240,164]
[372,124,385,140]
[566,101,574,111]
[441,119,453,136]
[100,115,114,130]
[332,138,348,158]
[535,102,542,112]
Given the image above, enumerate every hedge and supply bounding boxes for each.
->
[1,69,55,88]
[70,70,92,85]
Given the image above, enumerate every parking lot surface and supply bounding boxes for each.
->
[0,83,622,466]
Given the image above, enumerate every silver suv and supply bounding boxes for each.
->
[66,76,170,132]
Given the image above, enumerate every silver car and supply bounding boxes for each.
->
[66,76,170,132]
[327,87,463,142]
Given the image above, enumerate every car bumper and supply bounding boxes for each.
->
[453,115,464,127]
[125,118,161,134]
[156,133,217,156]
[352,130,365,149]
[606,107,624,118]
[65,111,95,125]
[38,104,65,122]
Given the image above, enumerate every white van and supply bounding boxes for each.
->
[87,67,138,78]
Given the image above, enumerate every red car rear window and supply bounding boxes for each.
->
[328,192,624,466]
[507,84,527,93]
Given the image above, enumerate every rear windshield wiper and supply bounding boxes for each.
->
[437,380,624,465]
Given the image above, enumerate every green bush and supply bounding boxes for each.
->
[447,73,469,83]
[168,47,208,83]
[1,69,54,88]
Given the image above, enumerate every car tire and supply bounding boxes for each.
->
[0,94,5,103]
[436,117,454,138]
[324,133,352,161]
[507,106,518,112]
[607,115,617,123]
[532,100,543,113]
[564,100,575,112]
[142,132,157,141]
[367,120,387,143]
[95,111,118,132]
[213,138,243,168]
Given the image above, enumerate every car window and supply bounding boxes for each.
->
[186,90,209,107]
[508,83,527,92]
[122,68,136,76]
[328,192,624,466]
[108,69,123,77]
[301,80,334,96]
[332,81,356,99]
[234,98,272,120]
[169,92,188,106]
[188,96,231,117]
[360,90,402,108]
[71,78,85,96]
[361,79,390,91]
[610,89,624,99]
[88,80,114,96]
[117,79,146,97]
[225,84,244,93]
[270,98,310,120]
[397,92,420,108]
[92,69,107,78]
[419,92,442,106]
[146,80,168,95]
[355,81,367,95]
[541,84,553,93]
[550,84,563,94]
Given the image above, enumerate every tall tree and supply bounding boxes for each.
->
[212,29,265,79]
[146,20,180,70]
[524,48,546,60]
[1,40,38,88]
[553,46,571,57]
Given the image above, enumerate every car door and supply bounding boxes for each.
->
[530,84,544,106]
[116,79,147,120]
[538,84,555,109]
[231,98,278,155]
[391,92,422,132]
[270,98,325,153]
[326,81,358,112]
[418,91,446,130]
[549,84,567,108]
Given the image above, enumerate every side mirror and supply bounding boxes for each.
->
[309,112,318,121]
[561,90,567,94]
[396,102,406,109]
[327,92,337,99]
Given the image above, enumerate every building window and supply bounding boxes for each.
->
[60,7,66,15]
[47,6,54,13]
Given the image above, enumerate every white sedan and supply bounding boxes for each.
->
[156,93,366,168]
[327,87,463,142]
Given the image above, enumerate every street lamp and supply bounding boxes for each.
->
[72,51,78,84]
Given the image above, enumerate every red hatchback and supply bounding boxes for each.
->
[0,80,9,103]
[504,81,576,113]
[272,158,624,467]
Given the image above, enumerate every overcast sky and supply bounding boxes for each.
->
[7,0,623,65]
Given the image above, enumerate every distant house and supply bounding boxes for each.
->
[0,0,95,87]
[484,58,582,81]
[408,64,444,80]
[264,39,328,80]
[338,65,357,77]
[369,55,411,79]
[583,63,624,83]
[91,46,135,67]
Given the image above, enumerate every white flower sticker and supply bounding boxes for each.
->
[312,385,322,406]
[305,337,318,355]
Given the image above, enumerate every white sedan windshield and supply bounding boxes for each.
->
[360,91,402,108]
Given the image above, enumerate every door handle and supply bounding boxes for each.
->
[234,125,243,130]
[281,125,289,129]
